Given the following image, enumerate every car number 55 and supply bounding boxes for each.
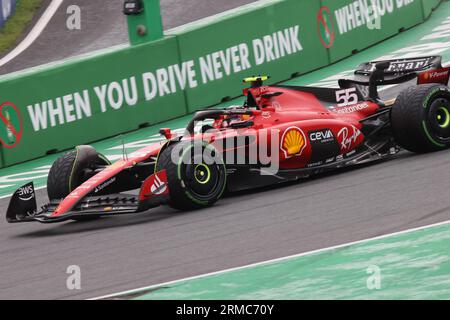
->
[336,88,358,107]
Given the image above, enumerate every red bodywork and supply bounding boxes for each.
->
[51,85,379,217]
[8,55,449,224]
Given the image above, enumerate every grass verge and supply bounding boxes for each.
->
[0,0,44,55]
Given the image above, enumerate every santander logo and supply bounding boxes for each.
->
[151,173,168,195]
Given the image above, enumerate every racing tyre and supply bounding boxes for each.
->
[156,142,227,211]
[391,84,450,153]
[47,145,110,200]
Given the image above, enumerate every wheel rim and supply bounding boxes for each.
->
[436,106,450,128]
[427,96,450,143]
[179,144,226,202]
[194,164,211,185]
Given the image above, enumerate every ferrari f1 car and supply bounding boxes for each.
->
[6,55,450,223]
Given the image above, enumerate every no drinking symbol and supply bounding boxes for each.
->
[0,102,23,149]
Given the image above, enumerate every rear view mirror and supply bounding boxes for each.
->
[159,128,173,140]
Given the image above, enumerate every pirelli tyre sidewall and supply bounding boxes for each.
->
[156,141,227,211]
[391,84,450,153]
[47,145,110,200]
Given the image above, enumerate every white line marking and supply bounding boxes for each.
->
[91,219,450,300]
[0,0,64,68]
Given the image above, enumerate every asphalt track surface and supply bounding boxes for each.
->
[1,3,450,300]
[0,0,257,74]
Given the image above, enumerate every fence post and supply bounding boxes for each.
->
[125,0,164,45]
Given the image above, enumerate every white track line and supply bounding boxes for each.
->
[0,0,64,68]
[91,219,450,300]
[0,186,46,200]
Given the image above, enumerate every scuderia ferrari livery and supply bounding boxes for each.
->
[6,55,450,224]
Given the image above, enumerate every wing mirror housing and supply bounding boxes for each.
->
[159,128,173,140]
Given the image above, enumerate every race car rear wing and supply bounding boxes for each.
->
[355,56,444,77]
[339,56,450,101]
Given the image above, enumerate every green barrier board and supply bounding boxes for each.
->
[0,0,434,168]
[422,0,442,18]
[320,0,425,62]
[0,36,186,166]
[168,0,329,112]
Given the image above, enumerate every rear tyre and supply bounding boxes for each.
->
[156,142,227,211]
[47,145,110,200]
[391,84,450,153]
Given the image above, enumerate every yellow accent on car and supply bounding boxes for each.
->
[243,75,269,83]
[282,128,305,156]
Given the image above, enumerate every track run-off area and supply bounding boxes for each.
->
[1,2,450,299]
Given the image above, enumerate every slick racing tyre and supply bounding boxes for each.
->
[47,145,110,200]
[156,142,227,211]
[391,84,450,153]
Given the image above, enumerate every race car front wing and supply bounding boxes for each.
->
[6,171,170,223]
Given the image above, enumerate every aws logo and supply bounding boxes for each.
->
[281,126,307,158]
[18,184,35,201]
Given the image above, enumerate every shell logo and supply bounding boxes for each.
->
[281,126,307,158]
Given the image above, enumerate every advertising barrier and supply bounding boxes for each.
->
[319,0,425,62]
[422,0,443,18]
[0,0,438,167]
[0,37,186,166]
[167,0,328,112]
[0,0,17,28]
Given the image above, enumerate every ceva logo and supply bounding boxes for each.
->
[317,6,335,49]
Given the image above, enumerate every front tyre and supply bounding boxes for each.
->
[47,145,110,200]
[156,142,227,211]
[391,84,450,153]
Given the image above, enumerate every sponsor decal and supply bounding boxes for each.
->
[330,102,370,114]
[140,170,169,200]
[335,88,358,107]
[418,68,450,85]
[309,129,335,144]
[387,58,433,73]
[307,161,324,168]
[317,6,335,49]
[94,177,116,193]
[0,102,23,149]
[308,129,340,163]
[17,184,35,201]
[337,125,362,152]
[151,174,167,195]
[261,111,271,119]
[325,157,335,164]
[362,58,435,74]
[103,206,129,212]
[281,126,307,158]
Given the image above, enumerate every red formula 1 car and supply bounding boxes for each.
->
[6,55,450,223]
